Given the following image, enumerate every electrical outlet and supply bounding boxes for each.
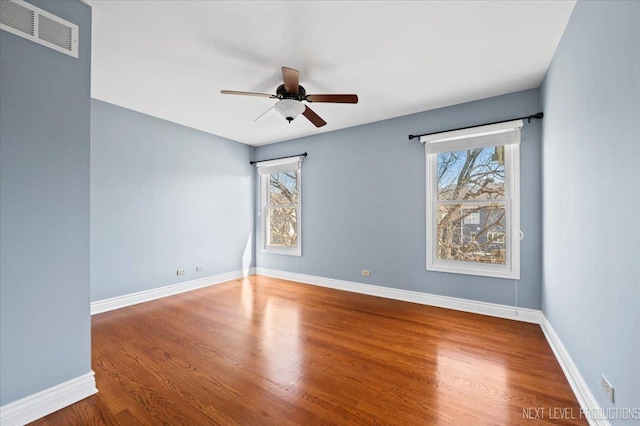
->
[601,375,614,403]
[361,269,370,277]
[196,266,204,272]
[176,269,186,276]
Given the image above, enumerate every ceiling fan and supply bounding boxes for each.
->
[221,66,358,128]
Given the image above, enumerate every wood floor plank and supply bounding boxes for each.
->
[30,276,587,425]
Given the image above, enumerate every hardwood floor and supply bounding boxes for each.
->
[31,276,586,425]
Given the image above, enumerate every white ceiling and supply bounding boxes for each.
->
[87,1,575,146]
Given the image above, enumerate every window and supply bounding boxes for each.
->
[423,120,522,279]
[257,156,303,256]
[487,232,505,244]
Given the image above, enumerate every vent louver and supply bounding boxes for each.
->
[0,0,78,58]
[38,14,72,51]
[0,0,34,36]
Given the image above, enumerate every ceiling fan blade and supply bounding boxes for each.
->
[220,90,275,98]
[306,94,358,104]
[282,67,299,94]
[302,106,327,128]
[254,106,275,122]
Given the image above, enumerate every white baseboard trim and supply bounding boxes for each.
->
[0,371,97,426]
[255,267,543,324]
[91,267,256,315]
[540,317,608,426]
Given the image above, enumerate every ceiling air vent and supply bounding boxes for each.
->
[1,0,78,58]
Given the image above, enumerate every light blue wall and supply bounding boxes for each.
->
[255,89,542,309]
[0,0,92,406]
[90,100,255,301]
[541,1,639,420]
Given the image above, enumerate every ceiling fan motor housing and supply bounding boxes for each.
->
[276,84,306,101]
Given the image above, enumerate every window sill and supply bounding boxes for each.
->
[264,247,301,257]
[427,262,519,280]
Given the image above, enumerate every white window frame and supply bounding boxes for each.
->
[423,120,522,279]
[257,157,302,256]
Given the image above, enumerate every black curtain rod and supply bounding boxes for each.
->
[250,152,307,165]
[408,112,544,141]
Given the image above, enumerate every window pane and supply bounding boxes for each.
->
[268,207,297,247]
[437,147,505,201]
[436,202,506,264]
[269,171,298,206]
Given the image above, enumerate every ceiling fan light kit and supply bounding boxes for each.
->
[275,99,305,123]
[221,66,358,128]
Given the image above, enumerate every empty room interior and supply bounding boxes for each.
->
[0,0,638,425]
